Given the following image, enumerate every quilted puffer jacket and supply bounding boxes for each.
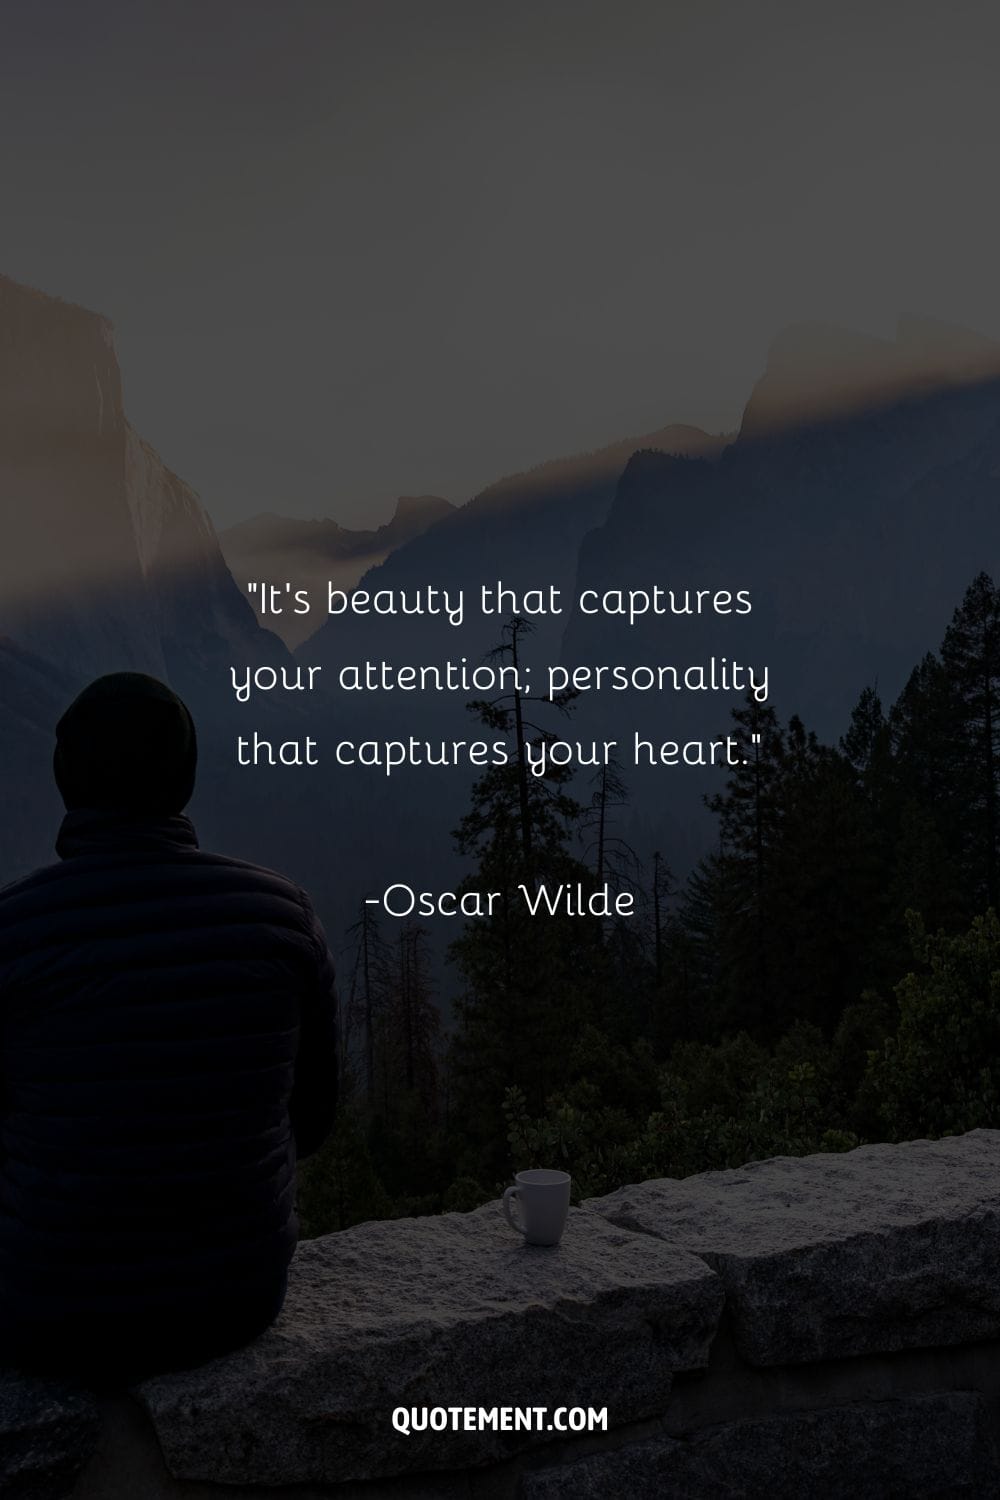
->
[0,807,338,1375]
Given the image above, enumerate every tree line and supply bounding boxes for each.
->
[298,573,1000,1232]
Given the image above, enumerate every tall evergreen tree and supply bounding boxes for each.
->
[888,651,968,931]
[837,685,901,989]
[767,726,883,1033]
[940,571,1000,910]
[704,697,785,1028]
[344,899,391,1109]
[580,756,636,895]
[694,698,881,1038]
[447,619,606,1179]
[841,685,891,792]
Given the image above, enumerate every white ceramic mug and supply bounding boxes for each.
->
[503,1169,571,1246]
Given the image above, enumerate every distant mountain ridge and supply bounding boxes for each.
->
[5,264,1000,949]
[563,365,1000,865]
[220,425,727,648]
[465,421,726,513]
[300,421,725,674]
[741,315,1000,437]
[219,495,455,649]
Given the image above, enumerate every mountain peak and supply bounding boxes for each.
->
[0,268,279,686]
[742,317,1000,439]
[895,314,1000,376]
[386,494,454,529]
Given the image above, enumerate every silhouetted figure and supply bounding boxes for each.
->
[0,673,338,1380]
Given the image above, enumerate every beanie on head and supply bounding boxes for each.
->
[53,673,197,815]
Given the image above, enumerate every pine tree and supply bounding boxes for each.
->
[940,571,1000,910]
[447,619,606,1179]
[835,685,899,989]
[888,651,967,931]
[580,756,637,896]
[344,899,391,1109]
[704,696,785,1029]
[841,685,891,792]
[669,849,745,1039]
[392,922,440,1110]
[767,728,882,1033]
[696,697,881,1039]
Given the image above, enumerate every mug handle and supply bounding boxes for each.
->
[503,1186,524,1234]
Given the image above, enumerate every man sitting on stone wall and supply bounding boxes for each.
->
[0,673,338,1379]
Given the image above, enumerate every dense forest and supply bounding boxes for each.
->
[298,572,1000,1234]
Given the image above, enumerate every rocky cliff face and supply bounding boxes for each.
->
[0,273,288,880]
[0,636,76,876]
[739,316,1000,438]
[0,272,281,694]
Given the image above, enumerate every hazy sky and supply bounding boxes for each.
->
[3,0,1000,528]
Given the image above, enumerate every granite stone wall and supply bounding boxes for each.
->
[5,1131,1000,1499]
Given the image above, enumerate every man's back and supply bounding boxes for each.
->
[0,683,338,1378]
